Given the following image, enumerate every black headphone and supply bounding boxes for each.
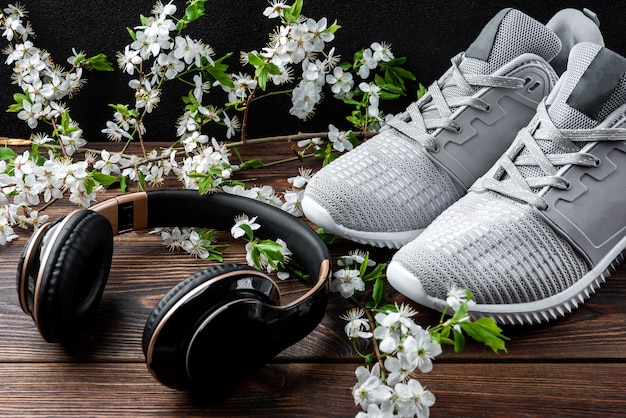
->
[16,189,331,391]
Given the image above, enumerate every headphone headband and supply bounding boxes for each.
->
[90,189,331,309]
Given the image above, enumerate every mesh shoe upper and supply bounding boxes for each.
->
[304,127,467,234]
[303,8,601,248]
[391,191,589,306]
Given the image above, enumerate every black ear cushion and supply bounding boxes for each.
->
[36,210,114,344]
[141,263,278,355]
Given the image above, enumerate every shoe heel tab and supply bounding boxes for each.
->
[546,8,604,45]
[546,8,605,75]
[583,8,600,27]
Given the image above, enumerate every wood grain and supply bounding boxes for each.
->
[1,141,625,416]
[0,363,624,417]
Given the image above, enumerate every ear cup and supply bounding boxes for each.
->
[142,263,281,390]
[34,210,114,344]
[185,298,278,389]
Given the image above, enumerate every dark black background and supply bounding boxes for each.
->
[1,1,624,142]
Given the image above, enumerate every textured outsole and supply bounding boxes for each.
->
[387,247,626,325]
[301,196,422,249]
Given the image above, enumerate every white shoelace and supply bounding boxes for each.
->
[483,100,626,209]
[387,53,526,152]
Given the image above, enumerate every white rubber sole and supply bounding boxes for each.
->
[387,240,626,325]
[301,196,422,249]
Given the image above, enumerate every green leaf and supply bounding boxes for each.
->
[384,70,406,94]
[255,239,285,265]
[182,90,199,110]
[0,148,17,161]
[85,53,114,72]
[266,62,281,75]
[247,52,265,68]
[7,91,30,113]
[342,97,362,107]
[61,110,71,132]
[237,158,265,170]
[450,296,469,319]
[348,132,360,149]
[371,277,385,308]
[381,83,404,94]
[437,336,455,347]
[389,65,416,81]
[194,227,228,262]
[416,83,427,99]
[386,56,407,67]
[359,251,370,277]
[83,175,97,195]
[453,326,466,353]
[108,103,132,115]
[184,0,206,22]
[249,246,262,270]
[198,174,215,195]
[439,325,452,340]
[7,103,23,113]
[120,175,128,193]
[378,90,401,101]
[339,61,352,71]
[256,67,269,91]
[362,263,387,282]
[346,114,363,130]
[374,73,386,88]
[315,228,336,244]
[238,223,255,241]
[319,143,338,167]
[91,171,119,188]
[252,59,280,91]
[291,0,304,17]
[137,169,146,191]
[205,53,235,89]
[327,21,341,34]
[287,266,310,282]
[353,48,365,65]
[284,0,303,22]
[126,27,137,41]
[458,318,509,354]
[72,51,87,67]
[29,148,45,166]
[379,303,400,313]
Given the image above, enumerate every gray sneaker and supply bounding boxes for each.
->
[388,42,626,325]
[303,8,603,248]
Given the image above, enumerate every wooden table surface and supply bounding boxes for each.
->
[1,141,625,417]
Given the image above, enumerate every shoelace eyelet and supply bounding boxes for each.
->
[561,180,572,191]
[527,80,542,93]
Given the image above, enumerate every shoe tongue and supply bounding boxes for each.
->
[548,43,626,129]
[461,8,561,76]
[514,43,626,186]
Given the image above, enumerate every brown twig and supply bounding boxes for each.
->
[1,136,32,146]
[351,296,385,372]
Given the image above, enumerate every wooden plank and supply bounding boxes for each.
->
[0,363,624,417]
